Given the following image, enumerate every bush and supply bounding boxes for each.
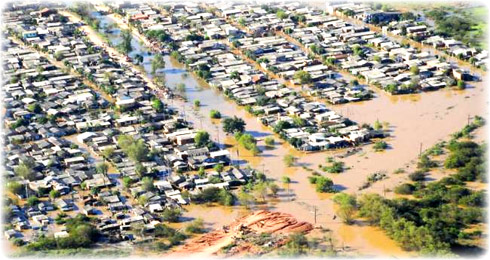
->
[283,154,296,167]
[445,141,482,169]
[457,80,465,90]
[194,131,210,148]
[308,176,335,193]
[26,196,40,207]
[161,208,182,222]
[191,187,235,206]
[154,223,177,238]
[222,116,246,134]
[373,141,388,151]
[394,183,416,194]
[209,110,221,119]
[185,218,206,234]
[332,193,357,224]
[235,133,259,154]
[323,161,344,173]
[264,137,275,147]
[13,238,24,247]
[194,100,200,108]
[417,154,438,169]
[409,171,426,182]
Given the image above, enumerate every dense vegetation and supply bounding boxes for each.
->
[358,118,486,255]
[26,214,99,251]
[425,7,485,48]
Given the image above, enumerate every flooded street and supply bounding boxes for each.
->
[83,8,489,256]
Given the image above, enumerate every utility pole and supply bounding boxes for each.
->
[419,142,423,157]
[467,114,471,126]
[216,126,220,148]
[313,206,318,225]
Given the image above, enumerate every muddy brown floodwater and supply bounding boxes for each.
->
[87,9,488,257]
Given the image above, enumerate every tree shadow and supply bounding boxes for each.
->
[246,130,271,138]
[333,184,347,192]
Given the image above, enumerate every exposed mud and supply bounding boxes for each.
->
[170,210,313,257]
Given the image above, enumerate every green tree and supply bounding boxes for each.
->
[152,98,164,112]
[193,99,200,108]
[394,183,415,194]
[209,110,221,119]
[96,162,109,176]
[162,208,182,222]
[119,137,148,163]
[222,116,246,134]
[276,9,288,20]
[410,65,420,75]
[122,176,133,189]
[102,147,114,159]
[309,176,335,193]
[14,163,35,181]
[373,141,388,151]
[185,218,205,234]
[238,17,246,26]
[333,193,357,224]
[213,163,224,173]
[252,181,269,202]
[27,103,42,113]
[283,154,296,167]
[151,53,166,74]
[7,181,23,195]
[218,189,235,206]
[135,163,147,178]
[264,136,275,147]
[134,53,144,64]
[194,131,210,148]
[49,189,60,200]
[237,189,255,208]
[26,196,40,207]
[293,70,312,85]
[141,176,155,192]
[457,80,465,90]
[118,29,133,55]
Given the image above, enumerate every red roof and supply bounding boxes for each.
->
[132,14,149,20]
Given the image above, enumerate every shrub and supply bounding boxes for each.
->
[409,171,426,182]
[209,110,221,119]
[394,183,416,194]
[283,154,296,167]
[324,161,344,173]
[161,208,182,222]
[264,137,275,147]
[308,176,335,193]
[194,100,200,108]
[373,141,388,151]
[185,218,206,234]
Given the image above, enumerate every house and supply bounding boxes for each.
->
[4,230,21,240]
[55,199,74,211]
